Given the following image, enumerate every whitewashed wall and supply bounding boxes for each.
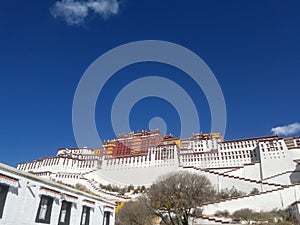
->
[202,184,300,214]
[0,163,115,225]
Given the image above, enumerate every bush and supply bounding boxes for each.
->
[127,184,134,192]
[75,183,88,192]
[215,210,230,218]
[217,186,246,200]
[250,188,260,195]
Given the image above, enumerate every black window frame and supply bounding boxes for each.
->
[80,206,90,225]
[58,200,72,225]
[35,195,54,224]
[103,211,111,225]
[0,184,9,219]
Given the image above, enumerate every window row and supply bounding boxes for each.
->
[0,183,111,225]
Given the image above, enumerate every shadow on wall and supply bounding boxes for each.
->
[290,164,300,184]
[9,186,18,196]
[250,146,260,163]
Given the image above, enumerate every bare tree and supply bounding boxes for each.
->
[115,197,155,225]
[146,171,216,225]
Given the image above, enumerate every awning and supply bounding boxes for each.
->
[104,205,115,213]
[61,194,79,204]
[82,199,96,208]
[0,174,19,188]
[39,187,61,199]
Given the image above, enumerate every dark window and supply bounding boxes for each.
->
[103,211,111,225]
[80,206,90,225]
[0,184,9,219]
[35,195,54,224]
[58,201,72,225]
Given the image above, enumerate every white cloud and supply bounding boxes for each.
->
[50,0,119,26]
[87,1,119,18]
[271,122,300,136]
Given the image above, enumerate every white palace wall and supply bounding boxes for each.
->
[259,145,296,179]
[94,144,180,186]
[203,184,300,215]
[15,134,300,218]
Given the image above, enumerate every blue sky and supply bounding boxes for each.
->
[1,0,300,166]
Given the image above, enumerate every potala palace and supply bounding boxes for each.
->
[16,130,300,223]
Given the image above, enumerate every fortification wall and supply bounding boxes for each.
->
[203,184,300,214]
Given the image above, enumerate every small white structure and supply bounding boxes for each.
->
[0,163,115,225]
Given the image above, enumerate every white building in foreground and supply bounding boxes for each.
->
[0,163,115,225]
